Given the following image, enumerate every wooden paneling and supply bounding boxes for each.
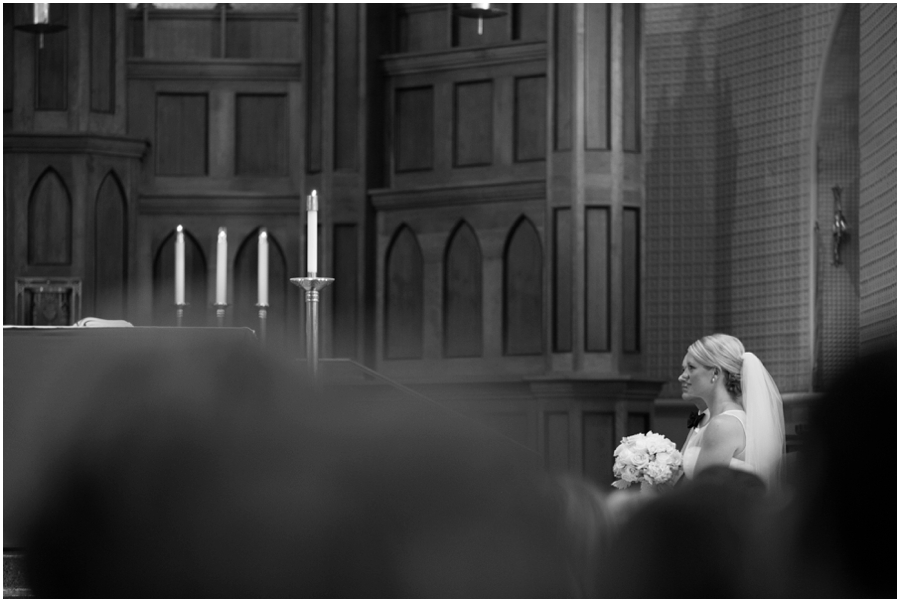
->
[397,4,448,53]
[235,94,288,176]
[513,3,548,42]
[553,208,572,352]
[333,224,358,359]
[627,412,649,435]
[90,4,116,113]
[147,11,218,60]
[585,3,610,150]
[36,5,68,110]
[306,3,323,173]
[234,228,289,352]
[545,411,570,472]
[152,228,207,327]
[28,169,72,266]
[156,93,208,176]
[582,411,615,488]
[623,4,641,153]
[334,3,359,172]
[554,4,572,151]
[394,86,433,172]
[94,172,127,320]
[454,80,493,167]
[514,75,546,162]
[504,217,543,355]
[385,226,423,359]
[623,207,640,352]
[585,206,609,352]
[225,11,301,59]
[128,9,144,58]
[4,3,13,113]
[444,222,483,357]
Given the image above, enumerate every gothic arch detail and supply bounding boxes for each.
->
[385,225,424,359]
[443,220,482,357]
[28,167,72,266]
[94,171,128,319]
[504,216,543,355]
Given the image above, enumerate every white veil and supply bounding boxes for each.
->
[741,352,786,490]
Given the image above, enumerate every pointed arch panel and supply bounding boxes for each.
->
[94,171,127,319]
[444,221,482,357]
[28,168,72,266]
[504,217,543,355]
[385,225,423,359]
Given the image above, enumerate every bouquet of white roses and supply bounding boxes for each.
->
[612,431,682,491]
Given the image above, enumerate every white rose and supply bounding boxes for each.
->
[630,452,649,468]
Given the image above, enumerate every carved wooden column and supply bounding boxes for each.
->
[536,3,662,484]
[3,4,147,325]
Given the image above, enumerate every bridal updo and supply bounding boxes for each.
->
[688,334,744,397]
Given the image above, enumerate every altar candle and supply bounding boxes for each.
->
[216,227,227,305]
[175,225,185,305]
[258,228,269,306]
[307,190,318,275]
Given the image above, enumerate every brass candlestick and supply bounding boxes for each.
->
[214,303,228,327]
[291,275,334,381]
[256,303,268,348]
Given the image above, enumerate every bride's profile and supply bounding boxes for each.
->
[678,334,785,490]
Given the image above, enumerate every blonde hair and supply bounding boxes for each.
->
[688,333,745,397]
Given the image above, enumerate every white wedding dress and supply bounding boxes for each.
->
[681,410,754,480]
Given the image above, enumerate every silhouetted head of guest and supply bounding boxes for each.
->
[756,344,897,598]
[22,339,575,598]
[597,466,767,598]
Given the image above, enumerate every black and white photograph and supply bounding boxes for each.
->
[2,2,896,598]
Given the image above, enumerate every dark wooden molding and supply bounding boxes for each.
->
[127,59,302,81]
[382,41,546,76]
[4,133,149,159]
[139,194,302,215]
[370,179,546,210]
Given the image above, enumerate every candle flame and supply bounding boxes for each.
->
[176,224,183,233]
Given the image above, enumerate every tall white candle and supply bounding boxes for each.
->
[258,228,269,306]
[175,225,185,305]
[307,190,318,275]
[216,227,227,305]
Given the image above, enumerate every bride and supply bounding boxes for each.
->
[678,334,785,490]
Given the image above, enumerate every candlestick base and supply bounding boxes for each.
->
[175,303,188,327]
[255,303,269,348]
[213,303,228,328]
[291,276,334,382]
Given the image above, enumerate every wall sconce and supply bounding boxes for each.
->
[831,185,849,266]
[456,3,507,35]
[14,3,67,49]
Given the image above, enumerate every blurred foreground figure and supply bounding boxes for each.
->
[22,340,574,598]
[752,344,897,598]
[597,466,767,598]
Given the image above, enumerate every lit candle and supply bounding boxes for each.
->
[258,228,269,306]
[307,190,318,275]
[216,227,227,305]
[175,225,185,305]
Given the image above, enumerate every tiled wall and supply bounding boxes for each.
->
[644,4,839,396]
[859,3,897,353]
